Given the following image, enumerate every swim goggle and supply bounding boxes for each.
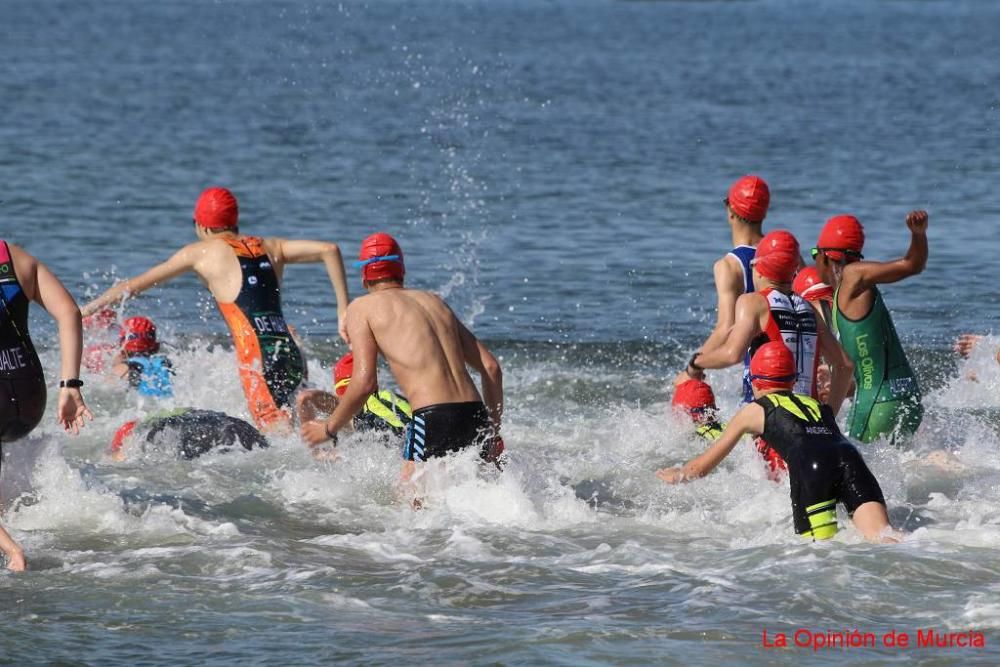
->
[810,247,863,261]
[354,254,402,268]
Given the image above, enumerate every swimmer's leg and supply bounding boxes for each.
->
[0,523,25,571]
[851,502,900,543]
[397,460,425,510]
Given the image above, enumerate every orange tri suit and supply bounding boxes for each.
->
[217,237,305,430]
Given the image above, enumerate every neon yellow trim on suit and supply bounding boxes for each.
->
[763,393,821,422]
[804,499,838,540]
[364,389,412,429]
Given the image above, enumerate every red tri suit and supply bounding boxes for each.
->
[216,237,305,430]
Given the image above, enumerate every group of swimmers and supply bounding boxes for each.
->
[657,175,930,543]
[1,186,504,570]
[0,175,944,570]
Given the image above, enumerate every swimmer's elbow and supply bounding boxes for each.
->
[354,373,378,396]
[721,347,743,366]
[482,355,502,384]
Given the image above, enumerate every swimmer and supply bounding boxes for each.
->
[81,187,351,432]
[110,408,269,461]
[296,352,413,447]
[658,343,897,543]
[679,230,854,470]
[813,211,928,443]
[672,379,725,441]
[0,241,93,571]
[110,316,174,399]
[679,176,770,390]
[301,233,504,486]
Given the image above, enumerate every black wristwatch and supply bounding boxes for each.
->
[687,353,703,373]
[59,378,84,388]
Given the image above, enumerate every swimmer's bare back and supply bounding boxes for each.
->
[348,287,482,411]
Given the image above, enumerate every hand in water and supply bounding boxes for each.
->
[6,549,26,572]
[954,333,982,358]
[656,467,686,484]
[1,527,25,572]
[906,209,928,234]
[57,388,93,435]
[301,419,335,446]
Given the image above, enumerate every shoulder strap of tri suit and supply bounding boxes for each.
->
[0,240,15,283]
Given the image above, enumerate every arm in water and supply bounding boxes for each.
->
[301,300,374,446]
[457,317,503,432]
[0,524,25,572]
[657,402,763,482]
[274,239,351,342]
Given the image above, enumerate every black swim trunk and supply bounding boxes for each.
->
[786,441,886,538]
[403,401,493,462]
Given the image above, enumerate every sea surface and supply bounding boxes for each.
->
[2,0,1000,664]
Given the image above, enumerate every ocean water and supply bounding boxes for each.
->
[2,0,1000,663]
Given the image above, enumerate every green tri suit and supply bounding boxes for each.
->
[832,286,923,443]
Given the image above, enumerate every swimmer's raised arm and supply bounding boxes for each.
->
[657,402,764,483]
[274,239,350,342]
[81,245,199,317]
[458,319,503,431]
[841,210,928,299]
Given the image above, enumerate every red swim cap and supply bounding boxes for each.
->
[727,175,770,223]
[751,229,800,283]
[333,352,353,397]
[120,316,160,354]
[194,187,239,229]
[793,266,833,302]
[358,232,405,284]
[816,215,865,263]
[749,342,797,391]
[672,379,717,417]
